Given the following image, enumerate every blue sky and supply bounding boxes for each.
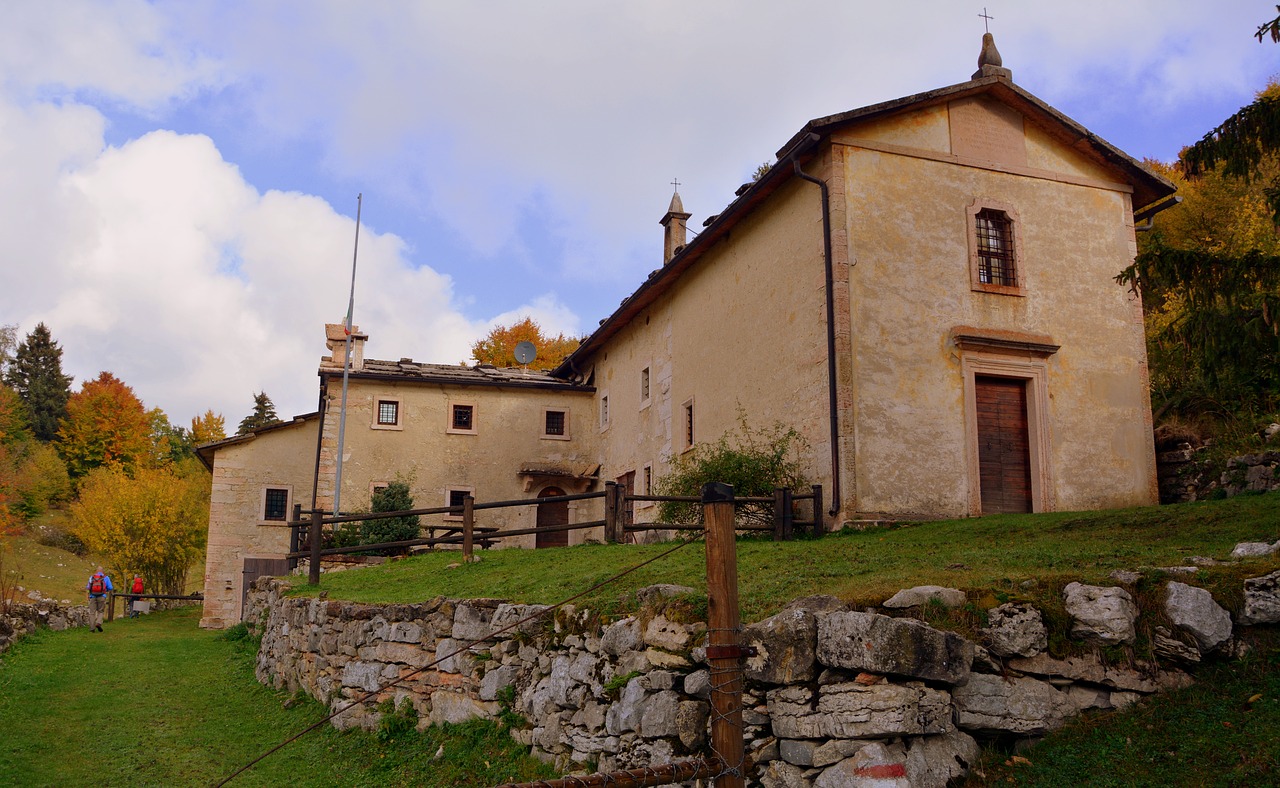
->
[1,1,1277,427]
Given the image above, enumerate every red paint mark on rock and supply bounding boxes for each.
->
[856,764,907,778]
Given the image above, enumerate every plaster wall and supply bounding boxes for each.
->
[586,177,831,517]
[316,379,600,546]
[836,101,1156,517]
[200,419,317,628]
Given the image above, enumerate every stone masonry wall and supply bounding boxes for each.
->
[247,560,1280,788]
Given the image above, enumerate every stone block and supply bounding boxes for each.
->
[768,681,952,739]
[1063,583,1137,645]
[1164,582,1232,652]
[743,608,818,684]
[1241,569,1280,625]
[952,673,1071,735]
[816,610,972,684]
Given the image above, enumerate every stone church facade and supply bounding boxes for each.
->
[197,38,1176,627]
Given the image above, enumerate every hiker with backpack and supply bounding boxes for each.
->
[86,568,113,632]
[128,574,145,618]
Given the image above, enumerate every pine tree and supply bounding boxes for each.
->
[3,323,73,442]
[236,392,280,435]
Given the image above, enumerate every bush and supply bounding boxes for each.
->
[361,480,420,555]
[654,412,808,528]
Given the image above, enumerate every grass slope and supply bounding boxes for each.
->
[2,533,100,604]
[0,607,555,787]
[294,493,1280,624]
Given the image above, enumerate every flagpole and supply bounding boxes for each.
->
[333,194,362,516]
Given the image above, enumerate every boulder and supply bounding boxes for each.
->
[490,603,553,638]
[982,603,1048,658]
[816,611,972,684]
[452,598,505,642]
[1240,569,1280,625]
[1231,541,1278,559]
[768,681,952,739]
[759,760,810,788]
[430,690,498,725]
[600,617,643,656]
[883,586,966,609]
[1005,652,1189,693]
[479,664,519,701]
[815,742,910,788]
[1063,583,1137,644]
[642,614,691,651]
[1164,582,1232,652]
[952,673,1072,735]
[904,730,980,788]
[742,608,818,684]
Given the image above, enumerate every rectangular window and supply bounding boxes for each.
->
[975,209,1016,286]
[263,488,289,521]
[640,367,650,403]
[600,395,609,429]
[377,400,399,425]
[545,409,566,437]
[448,403,476,434]
[444,487,474,520]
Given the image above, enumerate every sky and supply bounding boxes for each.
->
[1,1,1277,430]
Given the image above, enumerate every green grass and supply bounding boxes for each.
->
[2,531,100,604]
[0,607,555,787]
[966,628,1280,787]
[292,492,1280,624]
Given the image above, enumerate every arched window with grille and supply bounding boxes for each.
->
[967,200,1025,296]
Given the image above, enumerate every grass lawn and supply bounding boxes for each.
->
[0,607,555,787]
[292,492,1280,624]
[2,533,100,604]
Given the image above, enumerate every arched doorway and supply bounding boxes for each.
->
[536,487,568,548]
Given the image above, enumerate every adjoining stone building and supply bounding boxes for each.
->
[198,36,1177,628]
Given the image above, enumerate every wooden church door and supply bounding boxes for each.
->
[975,376,1033,514]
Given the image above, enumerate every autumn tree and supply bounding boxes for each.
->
[237,392,279,435]
[469,317,580,369]
[190,410,227,446]
[0,387,32,537]
[57,371,153,479]
[70,460,209,595]
[3,323,73,442]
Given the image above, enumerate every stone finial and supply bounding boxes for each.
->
[660,188,691,265]
[972,32,1012,80]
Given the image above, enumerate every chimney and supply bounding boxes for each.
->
[323,323,368,371]
[660,189,691,265]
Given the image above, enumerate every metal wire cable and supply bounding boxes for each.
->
[215,534,703,786]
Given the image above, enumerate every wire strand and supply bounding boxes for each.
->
[215,534,703,786]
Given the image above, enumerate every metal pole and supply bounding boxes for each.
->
[309,508,323,586]
[462,494,474,562]
[332,193,363,516]
[702,482,746,788]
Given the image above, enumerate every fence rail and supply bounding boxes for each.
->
[288,483,823,584]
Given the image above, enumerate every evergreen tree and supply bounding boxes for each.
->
[3,323,73,442]
[236,392,280,435]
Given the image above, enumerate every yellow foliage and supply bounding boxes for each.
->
[70,460,208,594]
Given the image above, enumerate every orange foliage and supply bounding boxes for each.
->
[469,317,580,369]
[57,372,153,478]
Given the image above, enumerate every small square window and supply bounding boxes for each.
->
[377,400,399,425]
[444,488,474,520]
[263,488,289,521]
[449,403,476,433]
[545,409,566,436]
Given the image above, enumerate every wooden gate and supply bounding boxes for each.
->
[975,376,1032,514]
[242,557,291,619]
[535,487,568,548]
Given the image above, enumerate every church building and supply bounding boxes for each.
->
[197,36,1177,627]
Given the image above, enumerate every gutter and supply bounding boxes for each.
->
[790,143,842,521]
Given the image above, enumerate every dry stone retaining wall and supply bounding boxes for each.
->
[247,566,1280,787]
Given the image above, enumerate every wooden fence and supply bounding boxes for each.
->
[285,484,823,585]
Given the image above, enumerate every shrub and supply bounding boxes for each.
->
[361,480,420,555]
[654,412,808,528]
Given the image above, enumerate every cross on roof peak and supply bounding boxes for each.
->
[671,178,681,193]
[979,7,993,34]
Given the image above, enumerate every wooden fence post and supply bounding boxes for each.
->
[702,482,746,788]
[604,481,619,543]
[308,508,322,586]
[463,494,475,562]
[772,487,784,541]
[782,487,794,540]
[812,484,824,536]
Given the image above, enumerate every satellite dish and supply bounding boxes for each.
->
[514,341,537,365]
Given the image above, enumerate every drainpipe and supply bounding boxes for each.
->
[792,154,841,520]
[1133,195,1182,231]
